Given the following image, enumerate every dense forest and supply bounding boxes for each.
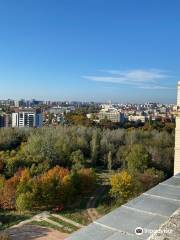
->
[0,125,174,212]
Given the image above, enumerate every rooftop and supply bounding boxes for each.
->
[66,173,180,240]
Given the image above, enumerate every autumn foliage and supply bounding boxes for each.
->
[0,175,19,210]
[110,171,137,203]
[0,126,173,212]
[0,166,96,211]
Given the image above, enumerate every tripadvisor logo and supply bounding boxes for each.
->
[135,227,144,235]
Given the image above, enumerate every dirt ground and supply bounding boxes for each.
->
[3,224,69,240]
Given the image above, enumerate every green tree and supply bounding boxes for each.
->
[16,192,33,211]
[126,144,151,173]
[70,149,85,170]
[90,130,100,166]
[0,175,5,189]
[107,151,112,171]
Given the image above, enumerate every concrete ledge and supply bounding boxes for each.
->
[66,174,180,240]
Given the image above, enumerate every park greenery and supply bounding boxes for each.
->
[0,125,174,223]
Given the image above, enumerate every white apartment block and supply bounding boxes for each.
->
[98,105,125,123]
[12,109,42,128]
[128,115,146,123]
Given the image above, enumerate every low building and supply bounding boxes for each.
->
[49,106,75,114]
[128,115,147,123]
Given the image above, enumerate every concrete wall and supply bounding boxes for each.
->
[174,116,180,175]
[174,82,180,175]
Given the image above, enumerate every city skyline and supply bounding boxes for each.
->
[0,0,180,103]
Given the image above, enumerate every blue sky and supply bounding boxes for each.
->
[0,0,179,103]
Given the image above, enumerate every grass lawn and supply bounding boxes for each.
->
[59,170,116,225]
[96,198,117,215]
[95,187,117,215]
[60,209,91,226]
[48,216,78,233]
[30,217,77,234]
[94,171,119,216]
[0,211,34,230]
[57,192,92,226]
[29,220,63,232]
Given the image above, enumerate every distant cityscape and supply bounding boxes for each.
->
[0,98,177,128]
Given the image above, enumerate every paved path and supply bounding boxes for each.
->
[4,224,68,240]
[3,211,83,239]
[86,186,106,222]
[10,212,51,229]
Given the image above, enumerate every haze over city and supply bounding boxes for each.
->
[0,0,180,103]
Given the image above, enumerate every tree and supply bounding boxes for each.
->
[110,170,139,203]
[107,151,112,171]
[37,166,70,208]
[164,123,175,134]
[16,166,72,210]
[70,150,85,171]
[16,192,33,211]
[71,168,96,194]
[0,175,19,209]
[0,157,4,173]
[139,168,165,191]
[0,175,5,189]
[66,113,89,125]
[24,131,58,164]
[116,145,130,169]
[90,130,100,166]
[126,144,151,173]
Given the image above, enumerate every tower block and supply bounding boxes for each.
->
[174,81,180,175]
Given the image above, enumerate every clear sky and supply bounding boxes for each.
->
[0,0,179,103]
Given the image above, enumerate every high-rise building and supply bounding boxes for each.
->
[177,81,180,106]
[12,108,42,128]
[174,81,180,175]
[14,100,20,108]
[0,115,4,128]
[0,114,11,128]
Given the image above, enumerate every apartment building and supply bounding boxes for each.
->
[0,113,11,128]
[12,108,42,128]
[98,104,125,123]
[128,115,147,123]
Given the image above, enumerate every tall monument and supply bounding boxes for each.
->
[174,81,180,175]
